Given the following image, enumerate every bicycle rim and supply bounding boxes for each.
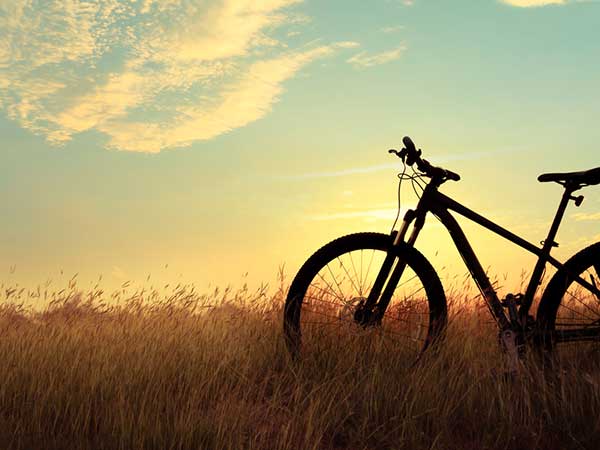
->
[285,233,446,366]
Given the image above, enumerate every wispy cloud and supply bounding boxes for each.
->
[97,46,343,152]
[0,0,353,152]
[280,149,505,180]
[572,212,600,222]
[347,44,407,69]
[381,25,404,33]
[284,163,403,180]
[501,0,592,7]
[310,208,405,222]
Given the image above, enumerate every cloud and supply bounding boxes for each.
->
[310,208,403,222]
[381,25,404,33]
[97,46,339,152]
[283,163,403,179]
[280,149,502,180]
[500,0,587,6]
[0,0,352,152]
[572,212,600,222]
[347,44,407,69]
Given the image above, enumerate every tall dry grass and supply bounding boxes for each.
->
[0,276,599,450]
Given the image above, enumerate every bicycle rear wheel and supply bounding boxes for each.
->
[283,233,447,366]
[537,242,600,368]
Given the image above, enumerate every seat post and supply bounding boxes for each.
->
[541,185,576,251]
[521,186,574,318]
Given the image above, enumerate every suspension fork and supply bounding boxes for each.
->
[363,207,425,318]
[376,208,427,318]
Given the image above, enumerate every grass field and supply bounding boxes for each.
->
[0,276,599,450]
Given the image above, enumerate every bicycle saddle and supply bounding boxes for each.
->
[538,167,600,187]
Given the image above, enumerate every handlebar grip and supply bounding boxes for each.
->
[402,136,421,166]
[402,136,416,153]
[445,170,461,181]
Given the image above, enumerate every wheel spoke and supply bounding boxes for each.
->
[348,251,362,296]
[362,250,376,295]
[302,306,351,321]
[562,288,600,321]
[316,271,345,303]
[556,301,596,324]
[304,293,349,309]
[591,264,600,302]
[325,263,347,301]
[402,285,426,302]
[306,291,428,317]
[544,255,600,362]
[556,321,600,328]
[303,311,426,343]
[387,302,429,316]
[384,316,428,328]
[555,317,599,323]
[359,250,364,295]
[307,284,349,306]
[397,274,419,290]
[335,256,361,295]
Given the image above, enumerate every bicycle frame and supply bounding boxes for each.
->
[385,179,600,332]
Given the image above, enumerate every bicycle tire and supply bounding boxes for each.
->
[283,232,447,363]
[537,241,600,365]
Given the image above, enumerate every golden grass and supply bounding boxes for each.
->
[1,278,600,450]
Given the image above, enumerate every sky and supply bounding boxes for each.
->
[1,0,599,295]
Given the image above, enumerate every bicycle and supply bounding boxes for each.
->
[283,136,600,370]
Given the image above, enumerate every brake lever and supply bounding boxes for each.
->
[405,148,422,166]
[388,148,407,162]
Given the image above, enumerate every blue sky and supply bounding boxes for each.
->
[0,0,599,292]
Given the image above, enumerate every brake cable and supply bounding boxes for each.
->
[390,163,428,233]
[390,162,407,233]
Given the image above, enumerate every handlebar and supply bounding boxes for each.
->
[389,136,461,182]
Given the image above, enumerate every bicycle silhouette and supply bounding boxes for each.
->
[284,136,600,370]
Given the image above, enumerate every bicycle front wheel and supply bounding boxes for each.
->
[537,242,600,367]
[283,232,447,365]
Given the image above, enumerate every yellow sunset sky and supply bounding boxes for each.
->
[1,0,599,296]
